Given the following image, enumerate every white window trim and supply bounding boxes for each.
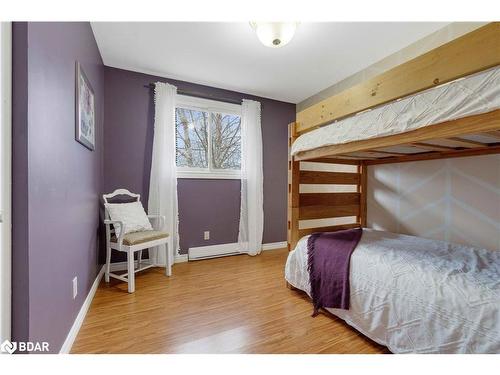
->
[176,169,241,180]
[176,94,241,115]
[175,95,242,180]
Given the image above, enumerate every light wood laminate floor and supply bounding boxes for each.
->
[72,248,388,354]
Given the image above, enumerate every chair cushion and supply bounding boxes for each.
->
[111,230,169,246]
[105,201,153,237]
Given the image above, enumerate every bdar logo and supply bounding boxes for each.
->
[1,340,17,354]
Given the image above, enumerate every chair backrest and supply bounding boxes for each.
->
[103,189,140,204]
[103,189,141,220]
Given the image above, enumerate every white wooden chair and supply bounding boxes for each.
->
[103,189,171,293]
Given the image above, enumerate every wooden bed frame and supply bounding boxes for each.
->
[287,22,500,255]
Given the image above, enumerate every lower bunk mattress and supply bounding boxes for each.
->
[284,229,500,353]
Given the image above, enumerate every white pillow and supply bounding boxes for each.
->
[105,201,153,237]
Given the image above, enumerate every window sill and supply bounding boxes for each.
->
[176,171,241,180]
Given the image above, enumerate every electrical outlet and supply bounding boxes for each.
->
[72,277,78,299]
[204,231,210,240]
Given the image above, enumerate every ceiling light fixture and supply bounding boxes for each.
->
[250,22,299,48]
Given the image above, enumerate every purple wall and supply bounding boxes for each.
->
[11,22,294,353]
[12,22,104,352]
[177,179,241,250]
[12,22,30,344]
[103,67,295,254]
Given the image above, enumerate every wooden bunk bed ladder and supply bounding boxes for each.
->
[288,122,366,252]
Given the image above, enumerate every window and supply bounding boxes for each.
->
[175,95,242,179]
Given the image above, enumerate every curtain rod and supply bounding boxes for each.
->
[143,83,242,105]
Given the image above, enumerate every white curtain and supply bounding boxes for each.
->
[238,99,264,256]
[148,82,179,266]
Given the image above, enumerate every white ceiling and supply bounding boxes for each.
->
[91,22,448,104]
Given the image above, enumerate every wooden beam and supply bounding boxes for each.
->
[287,123,300,251]
[306,158,360,165]
[300,192,360,207]
[334,155,375,160]
[294,109,500,161]
[299,204,360,220]
[298,223,360,238]
[296,23,500,133]
[484,131,500,140]
[300,170,360,185]
[339,151,405,159]
[446,137,487,148]
[335,153,380,159]
[367,149,409,156]
[365,144,500,165]
[425,137,487,149]
[358,162,368,227]
[409,143,456,151]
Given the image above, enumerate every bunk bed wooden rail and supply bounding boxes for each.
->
[294,109,500,163]
[287,22,500,253]
[288,123,368,251]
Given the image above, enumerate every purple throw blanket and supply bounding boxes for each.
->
[307,228,363,316]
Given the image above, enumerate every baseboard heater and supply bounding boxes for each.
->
[188,242,241,261]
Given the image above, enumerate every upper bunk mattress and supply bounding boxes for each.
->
[285,229,500,353]
[292,66,500,156]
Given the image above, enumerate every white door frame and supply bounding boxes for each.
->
[0,21,12,343]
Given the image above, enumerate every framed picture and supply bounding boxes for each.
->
[75,61,95,150]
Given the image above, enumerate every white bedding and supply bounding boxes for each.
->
[292,66,500,156]
[284,229,500,353]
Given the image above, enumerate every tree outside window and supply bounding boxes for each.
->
[176,106,241,174]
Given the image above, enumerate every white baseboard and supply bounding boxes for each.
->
[188,242,239,260]
[188,241,287,260]
[262,241,287,251]
[60,265,104,354]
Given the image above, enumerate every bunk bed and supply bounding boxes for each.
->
[285,23,500,354]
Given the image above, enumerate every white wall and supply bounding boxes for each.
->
[298,22,487,111]
[367,154,500,252]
